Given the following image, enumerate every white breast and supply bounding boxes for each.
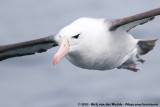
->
[64,18,138,70]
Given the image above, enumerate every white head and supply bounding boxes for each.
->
[53,17,108,69]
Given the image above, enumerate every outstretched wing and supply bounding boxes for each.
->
[108,8,160,31]
[0,35,58,61]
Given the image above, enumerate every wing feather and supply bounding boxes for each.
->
[108,8,160,31]
[0,35,58,61]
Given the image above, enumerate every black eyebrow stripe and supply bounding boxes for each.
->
[72,33,81,39]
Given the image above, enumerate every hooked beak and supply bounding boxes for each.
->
[53,37,70,66]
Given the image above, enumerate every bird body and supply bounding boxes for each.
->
[0,8,159,72]
[62,18,137,70]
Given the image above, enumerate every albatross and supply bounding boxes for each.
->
[0,8,160,72]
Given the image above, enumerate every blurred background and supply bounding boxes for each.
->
[0,0,160,107]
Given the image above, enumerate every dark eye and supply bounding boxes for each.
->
[72,34,80,39]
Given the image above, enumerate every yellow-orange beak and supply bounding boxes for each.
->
[53,37,69,66]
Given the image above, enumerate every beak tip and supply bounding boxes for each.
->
[53,55,57,66]
[53,62,56,66]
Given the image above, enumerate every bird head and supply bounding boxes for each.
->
[53,17,106,66]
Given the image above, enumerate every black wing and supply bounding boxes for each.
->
[0,35,58,61]
[108,8,160,31]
